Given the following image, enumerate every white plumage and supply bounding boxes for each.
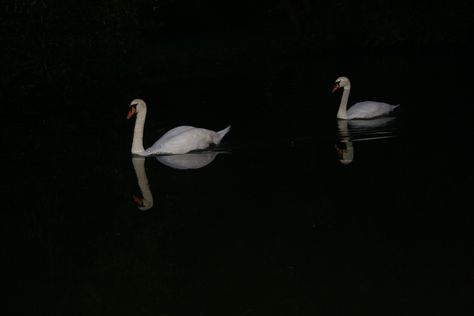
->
[332,76,399,120]
[127,99,230,156]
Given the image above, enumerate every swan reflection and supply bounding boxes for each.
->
[335,117,397,165]
[132,157,154,211]
[131,151,225,210]
[335,132,354,165]
[154,151,224,170]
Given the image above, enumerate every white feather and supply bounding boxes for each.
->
[128,99,230,156]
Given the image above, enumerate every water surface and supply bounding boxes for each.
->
[7,54,474,315]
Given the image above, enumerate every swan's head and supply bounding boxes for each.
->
[332,76,351,92]
[127,99,147,119]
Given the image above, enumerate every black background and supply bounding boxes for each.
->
[3,1,474,315]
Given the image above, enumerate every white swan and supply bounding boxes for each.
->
[127,99,231,156]
[332,76,399,120]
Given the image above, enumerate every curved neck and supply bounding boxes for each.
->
[132,108,147,154]
[132,157,154,210]
[337,87,351,119]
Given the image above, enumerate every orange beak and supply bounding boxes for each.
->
[331,83,340,93]
[126,106,137,119]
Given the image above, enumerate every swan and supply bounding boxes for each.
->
[127,99,231,156]
[332,76,399,120]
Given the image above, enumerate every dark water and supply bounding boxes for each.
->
[6,53,474,315]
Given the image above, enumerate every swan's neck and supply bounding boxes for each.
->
[132,157,154,210]
[132,109,147,155]
[337,87,351,120]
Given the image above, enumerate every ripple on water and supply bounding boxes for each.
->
[337,116,398,142]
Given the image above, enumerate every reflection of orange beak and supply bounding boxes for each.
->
[132,195,144,206]
[331,83,340,93]
[127,106,137,119]
[334,144,343,157]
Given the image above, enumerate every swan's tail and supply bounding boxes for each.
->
[214,125,231,145]
[392,104,400,109]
